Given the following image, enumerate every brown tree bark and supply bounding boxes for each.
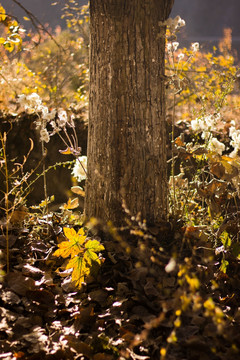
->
[85,0,174,226]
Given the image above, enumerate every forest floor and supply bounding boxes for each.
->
[1,209,240,360]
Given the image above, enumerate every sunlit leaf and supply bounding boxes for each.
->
[0,6,6,21]
[209,154,238,181]
[84,248,99,265]
[4,41,15,52]
[197,179,226,198]
[64,226,87,246]
[54,224,104,288]
[174,317,181,328]
[185,275,200,291]
[71,186,85,197]
[62,197,79,209]
[39,195,55,208]
[204,297,215,311]
[175,137,185,147]
[219,259,229,274]
[66,255,87,288]
[220,230,231,248]
[85,239,105,253]
[160,348,167,358]
[53,227,86,258]
[13,352,25,359]
[167,330,177,343]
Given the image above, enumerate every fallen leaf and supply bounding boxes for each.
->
[10,206,28,225]
[1,290,21,305]
[61,197,79,210]
[26,289,55,305]
[71,186,85,197]
[6,272,35,296]
[89,289,108,306]
[0,234,17,248]
[22,264,44,278]
[93,354,115,360]
[64,337,93,357]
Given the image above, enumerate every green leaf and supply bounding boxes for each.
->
[85,239,105,252]
[84,240,104,267]
[84,248,99,264]
[220,231,231,248]
[220,259,229,273]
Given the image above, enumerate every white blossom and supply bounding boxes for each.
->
[172,41,179,51]
[39,105,49,118]
[161,16,186,32]
[17,94,27,105]
[50,120,58,130]
[72,156,87,182]
[166,42,172,52]
[191,118,206,132]
[190,119,200,132]
[178,53,185,61]
[26,92,42,108]
[17,92,42,112]
[191,114,220,134]
[229,125,240,157]
[40,128,50,143]
[178,18,186,28]
[165,258,177,273]
[43,108,57,122]
[192,42,200,52]
[57,109,68,128]
[229,148,238,158]
[201,131,211,140]
[208,137,225,155]
[229,126,240,140]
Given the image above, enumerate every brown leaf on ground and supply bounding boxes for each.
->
[6,271,36,296]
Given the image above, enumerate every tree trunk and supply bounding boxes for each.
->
[85,0,174,226]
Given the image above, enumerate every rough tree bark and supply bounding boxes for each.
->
[85,0,174,226]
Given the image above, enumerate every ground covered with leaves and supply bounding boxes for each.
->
[1,210,240,360]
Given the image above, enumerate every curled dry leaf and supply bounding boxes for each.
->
[71,186,85,197]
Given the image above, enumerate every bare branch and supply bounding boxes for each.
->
[10,0,64,49]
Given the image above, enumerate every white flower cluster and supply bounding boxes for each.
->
[167,42,199,57]
[72,156,87,182]
[191,114,219,135]
[178,53,185,61]
[160,15,185,33]
[17,93,70,143]
[191,114,225,155]
[208,137,226,155]
[191,42,200,52]
[229,120,240,158]
[167,41,179,53]
[17,93,42,111]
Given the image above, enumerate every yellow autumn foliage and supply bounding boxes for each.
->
[54,227,104,289]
